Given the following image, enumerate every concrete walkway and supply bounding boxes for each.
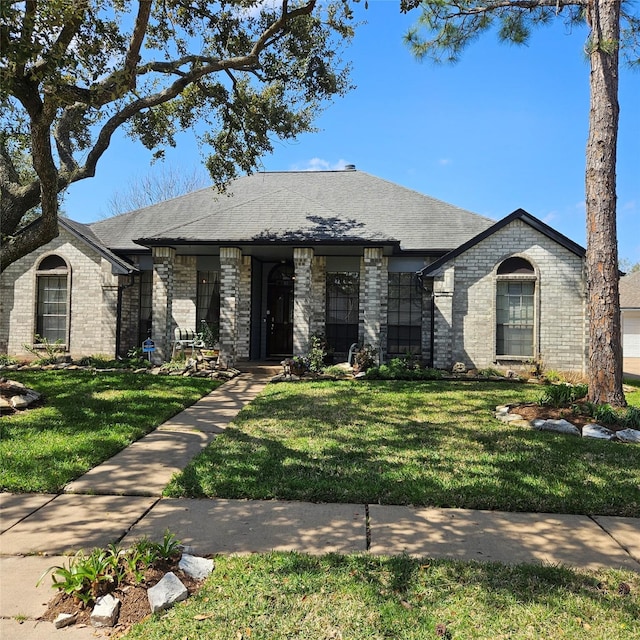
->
[2,367,639,639]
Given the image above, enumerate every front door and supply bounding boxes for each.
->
[266,263,294,357]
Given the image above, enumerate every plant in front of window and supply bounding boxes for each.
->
[199,320,220,350]
[289,355,309,376]
[23,335,65,365]
[353,344,378,374]
[308,335,328,373]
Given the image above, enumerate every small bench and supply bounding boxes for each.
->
[172,328,204,359]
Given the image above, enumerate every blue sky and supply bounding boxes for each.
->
[64,1,640,263]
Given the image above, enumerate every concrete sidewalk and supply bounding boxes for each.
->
[2,367,639,638]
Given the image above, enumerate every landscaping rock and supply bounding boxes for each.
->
[452,362,467,373]
[582,424,615,440]
[11,390,40,409]
[147,572,188,613]
[533,419,581,437]
[615,429,640,444]
[54,613,77,629]
[179,554,215,580]
[91,593,120,628]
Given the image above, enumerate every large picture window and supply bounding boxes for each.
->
[496,258,536,358]
[197,270,220,337]
[138,270,153,344]
[326,272,359,355]
[36,255,69,344]
[387,272,422,356]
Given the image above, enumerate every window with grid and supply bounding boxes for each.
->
[387,272,422,356]
[496,280,535,357]
[326,272,359,354]
[138,270,153,344]
[196,270,220,336]
[36,255,68,344]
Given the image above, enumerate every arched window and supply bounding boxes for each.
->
[36,254,69,344]
[496,257,536,358]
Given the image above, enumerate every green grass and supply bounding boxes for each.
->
[124,552,639,640]
[166,380,640,516]
[0,371,220,492]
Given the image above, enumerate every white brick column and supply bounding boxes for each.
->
[362,247,386,362]
[293,248,314,355]
[219,247,242,367]
[432,266,455,369]
[310,255,326,337]
[237,255,252,361]
[151,247,176,363]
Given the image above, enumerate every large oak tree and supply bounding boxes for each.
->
[0,0,355,270]
[403,0,639,406]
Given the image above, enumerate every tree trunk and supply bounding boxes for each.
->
[585,0,625,407]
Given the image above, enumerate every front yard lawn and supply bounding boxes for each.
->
[124,552,639,640]
[166,380,640,516]
[0,371,220,493]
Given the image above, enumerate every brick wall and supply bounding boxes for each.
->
[0,227,121,358]
[151,247,175,362]
[293,248,314,354]
[361,248,387,363]
[219,247,242,367]
[431,220,586,372]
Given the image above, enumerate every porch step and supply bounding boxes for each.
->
[237,362,283,378]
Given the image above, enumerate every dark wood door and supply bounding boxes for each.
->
[267,264,294,357]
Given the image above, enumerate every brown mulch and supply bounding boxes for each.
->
[40,559,204,636]
[508,402,626,433]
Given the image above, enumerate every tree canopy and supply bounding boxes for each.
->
[0,0,356,270]
[403,0,640,406]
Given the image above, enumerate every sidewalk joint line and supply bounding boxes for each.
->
[588,515,640,568]
[116,497,162,545]
[365,503,371,551]
[0,493,58,536]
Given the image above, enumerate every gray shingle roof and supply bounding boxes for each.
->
[89,170,495,253]
[620,271,640,309]
[60,218,137,274]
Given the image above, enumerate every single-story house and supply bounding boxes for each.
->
[0,166,588,371]
[620,271,640,359]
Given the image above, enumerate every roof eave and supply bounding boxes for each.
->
[419,208,586,277]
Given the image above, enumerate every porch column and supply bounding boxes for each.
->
[151,246,176,363]
[310,255,326,337]
[432,266,455,370]
[237,255,252,361]
[293,247,314,355]
[219,247,242,367]
[362,247,387,363]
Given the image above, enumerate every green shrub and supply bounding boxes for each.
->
[538,383,588,408]
[593,403,619,426]
[365,361,444,381]
[38,532,182,605]
[307,335,327,373]
[353,344,378,372]
[23,335,65,365]
[0,354,17,366]
[477,367,503,378]
[622,405,640,429]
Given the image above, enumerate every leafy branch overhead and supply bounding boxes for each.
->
[0,0,356,270]
[400,0,640,64]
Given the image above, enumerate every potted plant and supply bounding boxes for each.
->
[353,344,378,374]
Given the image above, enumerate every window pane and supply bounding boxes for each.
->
[196,270,220,331]
[496,279,534,357]
[387,272,422,356]
[326,272,359,353]
[37,275,67,343]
